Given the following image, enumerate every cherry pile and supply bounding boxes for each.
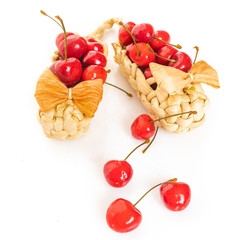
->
[41,11,108,88]
[118,21,193,79]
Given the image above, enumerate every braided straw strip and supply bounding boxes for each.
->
[112,42,210,133]
[38,18,120,140]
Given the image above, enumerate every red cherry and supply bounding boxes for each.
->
[131,114,155,140]
[87,41,104,53]
[55,32,74,48]
[118,21,136,45]
[129,43,155,67]
[150,30,170,51]
[82,50,107,67]
[126,43,134,57]
[54,57,82,88]
[106,198,142,233]
[132,23,154,43]
[58,35,88,59]
[168,52,192,72]
[103,161,133,188]
[85,38,98,43]
[82,65,107,83]
[103,140,149,187]
[160,181,191,211]
[143,67,153,79]
[156,45,178,65]
[50,62,57,74]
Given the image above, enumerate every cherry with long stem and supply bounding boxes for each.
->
[146,44,176,63]
[41,11,68,61]
[134,178,177,206]
[152,36,182,49]
[119,22,140,56]
[103,139,150,188]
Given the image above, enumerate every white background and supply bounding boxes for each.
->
[1,0,240,239]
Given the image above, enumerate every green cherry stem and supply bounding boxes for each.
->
[133,178,178,206]
[124,139,150,161]
[119,21,140,56]
[104,82,133,97]
[146,44,177,63]
[40,10,63,30]
[55,16,67,61]
[193,46,199,65]
[142,127,159,154]
[149,111,197,124]
[152,36,182,49]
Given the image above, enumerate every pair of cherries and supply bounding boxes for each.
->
[118,21,193,73]
[41,11,108,88]
[104,111,194,233]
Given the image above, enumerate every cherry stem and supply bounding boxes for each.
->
[152,36,182,49]
[119,21,140,56]
[193,46,199,65]
[146,44,176,63]
[55,16,67,61]
[40,10,63,30]
[124,139,150,161]
[149,111,197,124]
[133,178,178,206]
[142,127,159,154]
[105,82,133,97]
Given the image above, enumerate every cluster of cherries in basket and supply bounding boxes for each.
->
[103,110,194,233]
[118,21,194,82]
[41,11,108,88]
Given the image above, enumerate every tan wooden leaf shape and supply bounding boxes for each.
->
[72,79,103,118]
[189,60,220,88]
[149,63,191,94]
[34,68,103,118]
[35,68,69,112]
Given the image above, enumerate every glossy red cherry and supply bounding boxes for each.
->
[129,43,155,67]
[106,198,142,233]
[131,114,155,140]
[168,51,192,72]
[54,57,82,87]
[150,30,170,51]
[103,161,133,188]
[55,32,74,48]
[132,23,154,43]
[118,21,136,45]
[156,45,178,65]
[58,35,88,59]
[85,38,97,43]
[50,62,57,74]
[125,43,134,57]
[87,41,104,53]
[160,181,191,211]
[143,67,153,79]
[103,140,149,187]
[82,50,107,67]
[82,65,107,83]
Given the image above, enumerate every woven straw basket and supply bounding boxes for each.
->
[112,26,220,133]
[35,18,120,140]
